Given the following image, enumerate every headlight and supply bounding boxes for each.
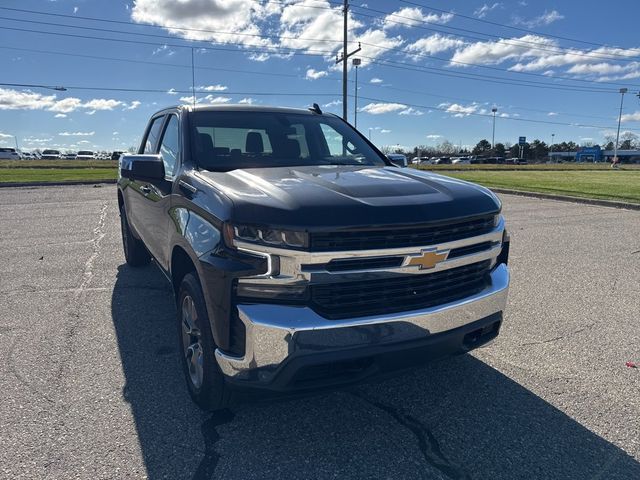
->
[493,214,502,227]
[226,224,309,249]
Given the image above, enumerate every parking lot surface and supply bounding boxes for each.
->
[1,184,639,480]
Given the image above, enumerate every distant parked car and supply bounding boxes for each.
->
[433,157,451,165]
[111,151,124,160]
[41,149,61,160]
[485,156,506,164]
[76,150,95,160]
[0,147,21,160]
[64,152,77,160]
[386,153,408,167]
[22,152,34,159]
[452,157,471,165]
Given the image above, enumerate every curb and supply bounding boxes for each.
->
[0,180,116,188]
[491,188,640,211]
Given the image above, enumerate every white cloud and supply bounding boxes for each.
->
[322,99,341,107]
[361,102,407,114]
[0,132,13,138]
[113,131,119,135]
[439,102,479,117]
[23,137,52,143]
[548,112,558,116]
[199,84,228,91]
[167,88,178,95]
[85,110,97,115]
[306,68,328,80]
[474,3,502,19]
[379,129,391,133]
[152,44,175,56]
[370,78,383,84]
[0,88,57,110]
[621,112,640,123]
[514,10,564,28]
[426,134,442,139]
[78,140,91,144]
[59,131,95,136]
[124,100,142,110]
[406,34,465,56]
[83,99,122,110]
[399,107,424,116]
[383,7,453,29]
[54,113,67,118]
[450,34,557,66]
[73,6,79,14]
[131,0,274,50]
[238,97,255,104]
[204,95,231,104]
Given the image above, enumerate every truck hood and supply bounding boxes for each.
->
[197,166,500,228]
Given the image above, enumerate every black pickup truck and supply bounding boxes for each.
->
[118,105,510,410]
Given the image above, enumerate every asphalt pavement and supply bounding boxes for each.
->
[0,184,638,480]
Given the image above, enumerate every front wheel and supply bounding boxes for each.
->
[119,205,150,267]
[177,272,231,411]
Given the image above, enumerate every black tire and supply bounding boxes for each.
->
[119,205,150,267]
[177,272,231,411]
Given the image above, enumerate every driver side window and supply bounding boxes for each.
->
[158,115,180,178]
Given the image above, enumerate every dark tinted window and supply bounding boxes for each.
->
[143,116,165,154]
[190,111,386,171]
[158,115,180,177]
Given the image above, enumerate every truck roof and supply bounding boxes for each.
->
[156,104,328,117]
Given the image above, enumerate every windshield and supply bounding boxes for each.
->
[43,150,59,154]
[190,111,387,171]
[78,151,94,155]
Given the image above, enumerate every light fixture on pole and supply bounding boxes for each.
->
[352,58,361,128]
[491,107,498,149]
[614,88,628,164]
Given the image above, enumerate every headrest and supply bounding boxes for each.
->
[283,139,301,158]
[197,133,213,154]
[245,132,264,153]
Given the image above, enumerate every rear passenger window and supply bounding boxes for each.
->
[143,116,164,154]
[159,115,180,177]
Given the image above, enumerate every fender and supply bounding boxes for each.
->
[169,206,267,354]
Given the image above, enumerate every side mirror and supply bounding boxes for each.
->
[120,154,165,181]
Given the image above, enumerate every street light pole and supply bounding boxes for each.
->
[551,133,555,159]
[491,107,498,149]
[352,58,361,128]
[614,88,628,164]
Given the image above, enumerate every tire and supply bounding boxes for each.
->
[177,272,231,411]
[119,205,150,267]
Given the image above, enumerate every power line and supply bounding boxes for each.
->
[397,0,640,52]
[370,59,618,94]
[3,8,634,89]
[356,94,640,132]
[1,45,625,123]
[1,24,623,95]
[353,5,640,63]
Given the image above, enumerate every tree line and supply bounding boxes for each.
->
[383,131,640,160]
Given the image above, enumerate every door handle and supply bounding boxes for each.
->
[140,185,151,195]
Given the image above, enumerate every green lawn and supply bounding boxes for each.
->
[0,168,117,183]
[0,159,118,169]
[441,170,640,203]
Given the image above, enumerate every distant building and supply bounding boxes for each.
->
[549,145,640,163]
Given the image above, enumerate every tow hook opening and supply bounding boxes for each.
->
[463,319,502,349]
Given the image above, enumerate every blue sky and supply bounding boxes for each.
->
[2,0,640,153]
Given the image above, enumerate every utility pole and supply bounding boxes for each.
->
[491,107,497,149]
[336,0,360,122]
[614,88,628,164]
[191,47,196,109]
[352,58,361,128]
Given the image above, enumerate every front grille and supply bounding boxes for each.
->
[309,215,496,251]
[310,260,492,319]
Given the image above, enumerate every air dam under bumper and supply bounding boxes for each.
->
[215,263,509,389]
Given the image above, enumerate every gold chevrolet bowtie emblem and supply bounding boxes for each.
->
[406,250,449,270]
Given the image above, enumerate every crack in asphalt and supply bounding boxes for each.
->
[349,391,472,480]
[192,409,235,480]
[520,322,596,346]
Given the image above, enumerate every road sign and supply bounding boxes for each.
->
[518,136,526,146]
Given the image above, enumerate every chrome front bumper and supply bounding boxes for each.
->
[215,263,509,383]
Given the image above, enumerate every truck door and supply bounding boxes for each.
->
[125,114,165,240]
[136,113,181,269]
